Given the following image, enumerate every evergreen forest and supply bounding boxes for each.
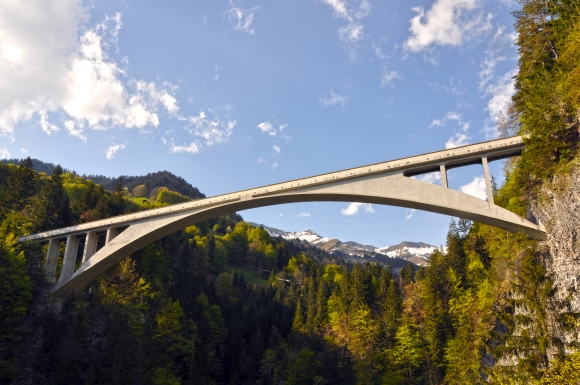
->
[2,0,580,383]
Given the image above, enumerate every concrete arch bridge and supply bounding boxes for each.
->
[19,136,545,297]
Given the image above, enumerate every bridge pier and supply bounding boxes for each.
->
[482,157,494,204]
[82,231,98,264]
[42,228,119,289]
[44,239,61,281]
[106,227,118,243]
[440,165,448,188]
[56,235,78,287]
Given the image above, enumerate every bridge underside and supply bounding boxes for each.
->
[48,171,543,297]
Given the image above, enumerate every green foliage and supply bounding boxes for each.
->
[0,157,36,217]
[0,230,32,383]
[512,0,580,192]
[32,165,72,232]
[132,184,148,198]
[157,189,190,205]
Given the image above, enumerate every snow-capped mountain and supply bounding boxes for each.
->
[250,223,438,266]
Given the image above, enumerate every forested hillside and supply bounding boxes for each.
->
[2,1,580,383]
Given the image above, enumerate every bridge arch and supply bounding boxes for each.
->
[19,136,545,297]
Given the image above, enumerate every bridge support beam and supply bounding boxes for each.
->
[44,239,61,280]
[56,235,78,287]
[106,227,118,243]
[440,165,448,188]
[481,157,494,205]
[82,231,98,263]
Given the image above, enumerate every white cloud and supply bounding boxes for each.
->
[258,121,288,137]
[406,209,416,219]
[0,5,179,139]
[478,26,517,90]
[446,132,470,148]
[404,0,492,52]
[483,68,517,139]
[320,92,347,107]
[430,111,471,148]
[189,109,236,146]
[323,0,371,48]
[258,121,276,135]
[459,176,487,200]
[429,111,470,131]
[106,143,126,159]
[228,2,258,35]
[64,120,87,142]
[296,212,311,218]
[413,172,441,185]
[38,111,59,134]
[380,69,401,88]
[135,81,179,114]
[170,142,200,154]
[272,145,281,153]
[341,202,375,216]
[0,148,10,159]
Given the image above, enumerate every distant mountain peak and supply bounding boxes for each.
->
[250,222,438,266]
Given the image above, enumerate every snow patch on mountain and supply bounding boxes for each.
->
[250,222,439,266]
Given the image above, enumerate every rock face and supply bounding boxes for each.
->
[533,168,580,312]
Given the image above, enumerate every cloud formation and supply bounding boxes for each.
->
[323,0,371,49]
[0,148,10,159]
[380,69,401,88]
[320,92,347,107]
[106,143,126,159]
[170,142,200,154]
[296,212,311,218]
[477,27,518,138]
[189,109,236,145]
[258,121,288,138]
[258,121,276,135]
[406,209,416,219]
[482,69,516,138]
[459,176,487,200]
[341,202,375,216]
[405,0,491,52]
[0,4,179,140]
[430,111,471,149]
[413,172,441,185]
[228,1,258,35]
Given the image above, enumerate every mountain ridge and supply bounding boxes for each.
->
[250,222,438,266]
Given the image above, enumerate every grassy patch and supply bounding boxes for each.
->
[225,264,268,287]
[131,197,150,205]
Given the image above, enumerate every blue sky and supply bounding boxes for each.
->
[0,0,520,247]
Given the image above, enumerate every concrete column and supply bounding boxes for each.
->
[106,227,118,243]
[56,235,78,286]
[45,239,61,279]
[82,231,98,263]
[481,157,494,205]
[440,164,448,188]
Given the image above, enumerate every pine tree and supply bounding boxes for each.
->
[1,157,36,215]
[33,165,72,232]
[109,177,126,216]
[292,298,304,331]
